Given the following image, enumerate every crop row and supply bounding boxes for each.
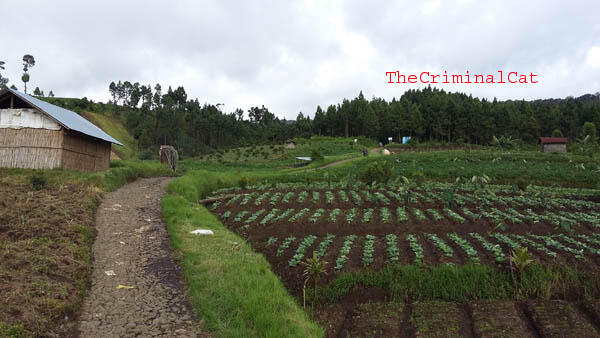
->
[213,181,598,201]
[215,186,598,211]
[266,232,600,269]
[223,206,599,229]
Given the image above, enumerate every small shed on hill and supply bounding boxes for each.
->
[284,139,296,149]
[0,87,122,171]
[540,137,568,153]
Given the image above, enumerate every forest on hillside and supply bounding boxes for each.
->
[42,81,600,157]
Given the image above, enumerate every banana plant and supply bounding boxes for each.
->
[510,247,533,280]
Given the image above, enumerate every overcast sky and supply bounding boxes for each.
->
[1,0,599,120]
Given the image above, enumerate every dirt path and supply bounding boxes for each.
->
[320,147,383,168]
[77,178,206,338]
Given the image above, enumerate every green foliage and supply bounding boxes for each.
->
[0,322,25,338]
[238,176,249,189]
[514,176,529,192]
[511,247,534,279]
[163,173,323,337]
[301,252,328,307]
[581,122,598,143]
[310,149,324,162]
[29,171,48,191]
[311,262,600,304]
[491,135,518,149]
[579,122,598,156]
[359,160,393,185]
[412,171,425,186]
[552,129,564,137]
[138,149,155,160]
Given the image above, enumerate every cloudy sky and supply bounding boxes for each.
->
[1,0,599,120]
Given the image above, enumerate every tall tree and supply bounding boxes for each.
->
[109,81,118,104]
[21,54,35,93]
[0,61,8,87]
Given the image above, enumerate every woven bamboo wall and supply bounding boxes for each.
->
[0,128,63,169]
[61,130,111,171]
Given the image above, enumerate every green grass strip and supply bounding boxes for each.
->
[163,171,322,337]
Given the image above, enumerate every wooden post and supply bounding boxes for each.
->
[10,94,14,108]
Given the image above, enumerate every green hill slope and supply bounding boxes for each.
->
[81,111,137,160]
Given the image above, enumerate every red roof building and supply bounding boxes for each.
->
[540,137,568,152]
[540,137,568,144]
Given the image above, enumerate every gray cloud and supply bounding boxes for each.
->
[1,0,599,120]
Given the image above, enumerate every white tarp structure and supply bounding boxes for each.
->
[0,108,61,130]
[190,229,214,235]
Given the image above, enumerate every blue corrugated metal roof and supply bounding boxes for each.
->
[4,88,123,145]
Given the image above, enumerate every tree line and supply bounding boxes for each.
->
[106,81,600,157]
[308,87,600,144]
[108,81,298,158]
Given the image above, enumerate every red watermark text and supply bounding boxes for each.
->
[386,70,538,85]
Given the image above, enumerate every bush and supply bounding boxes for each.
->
[412,171,425,186]
[552,129,564,137]
[239,176,249,189]
[491,135,517,149]
[514,176,529,191]
[360,160,393,185]
[310,149,324,162]
[139,148,155,160]
[30,171,48,190]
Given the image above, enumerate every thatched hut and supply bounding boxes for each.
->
[0,87,122,171]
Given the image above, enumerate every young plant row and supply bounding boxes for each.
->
[266,232,600,269]
[224,204,595,231]
[218,186,598,212]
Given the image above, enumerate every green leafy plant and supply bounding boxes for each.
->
[301,252,328,308]
[510,247,533,279]
[30,171,48,191]
[238,176,249,189]
[491,135,517,149]
[362,234,376,266]
[471,174,491,192]
[360,160,393,185]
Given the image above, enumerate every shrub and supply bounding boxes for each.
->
[139,148,155,160]
[514,176,529,192]
[30,171,48,190]
[360,160,393,185]
[310,149,324,162]
[552,129,564,137]
[491,135,517,149]
[412,171,425,186]
[239,176,249,189]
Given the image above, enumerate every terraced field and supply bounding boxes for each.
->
[208,181,600,336]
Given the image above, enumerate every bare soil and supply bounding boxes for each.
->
[76,178,208,338]
[0,182,101,337]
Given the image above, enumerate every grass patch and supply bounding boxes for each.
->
[163,195,323,337]
[81,111,138,159]
[310,263,600,304]
[164,170,323,337]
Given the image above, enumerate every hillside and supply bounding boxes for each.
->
[81,111,137,160]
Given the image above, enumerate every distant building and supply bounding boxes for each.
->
[0,87,122,171]
[540,137,568,153]
[284,139,296,149]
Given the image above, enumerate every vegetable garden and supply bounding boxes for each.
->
[210,181,600,278]
[207,180,600,336]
